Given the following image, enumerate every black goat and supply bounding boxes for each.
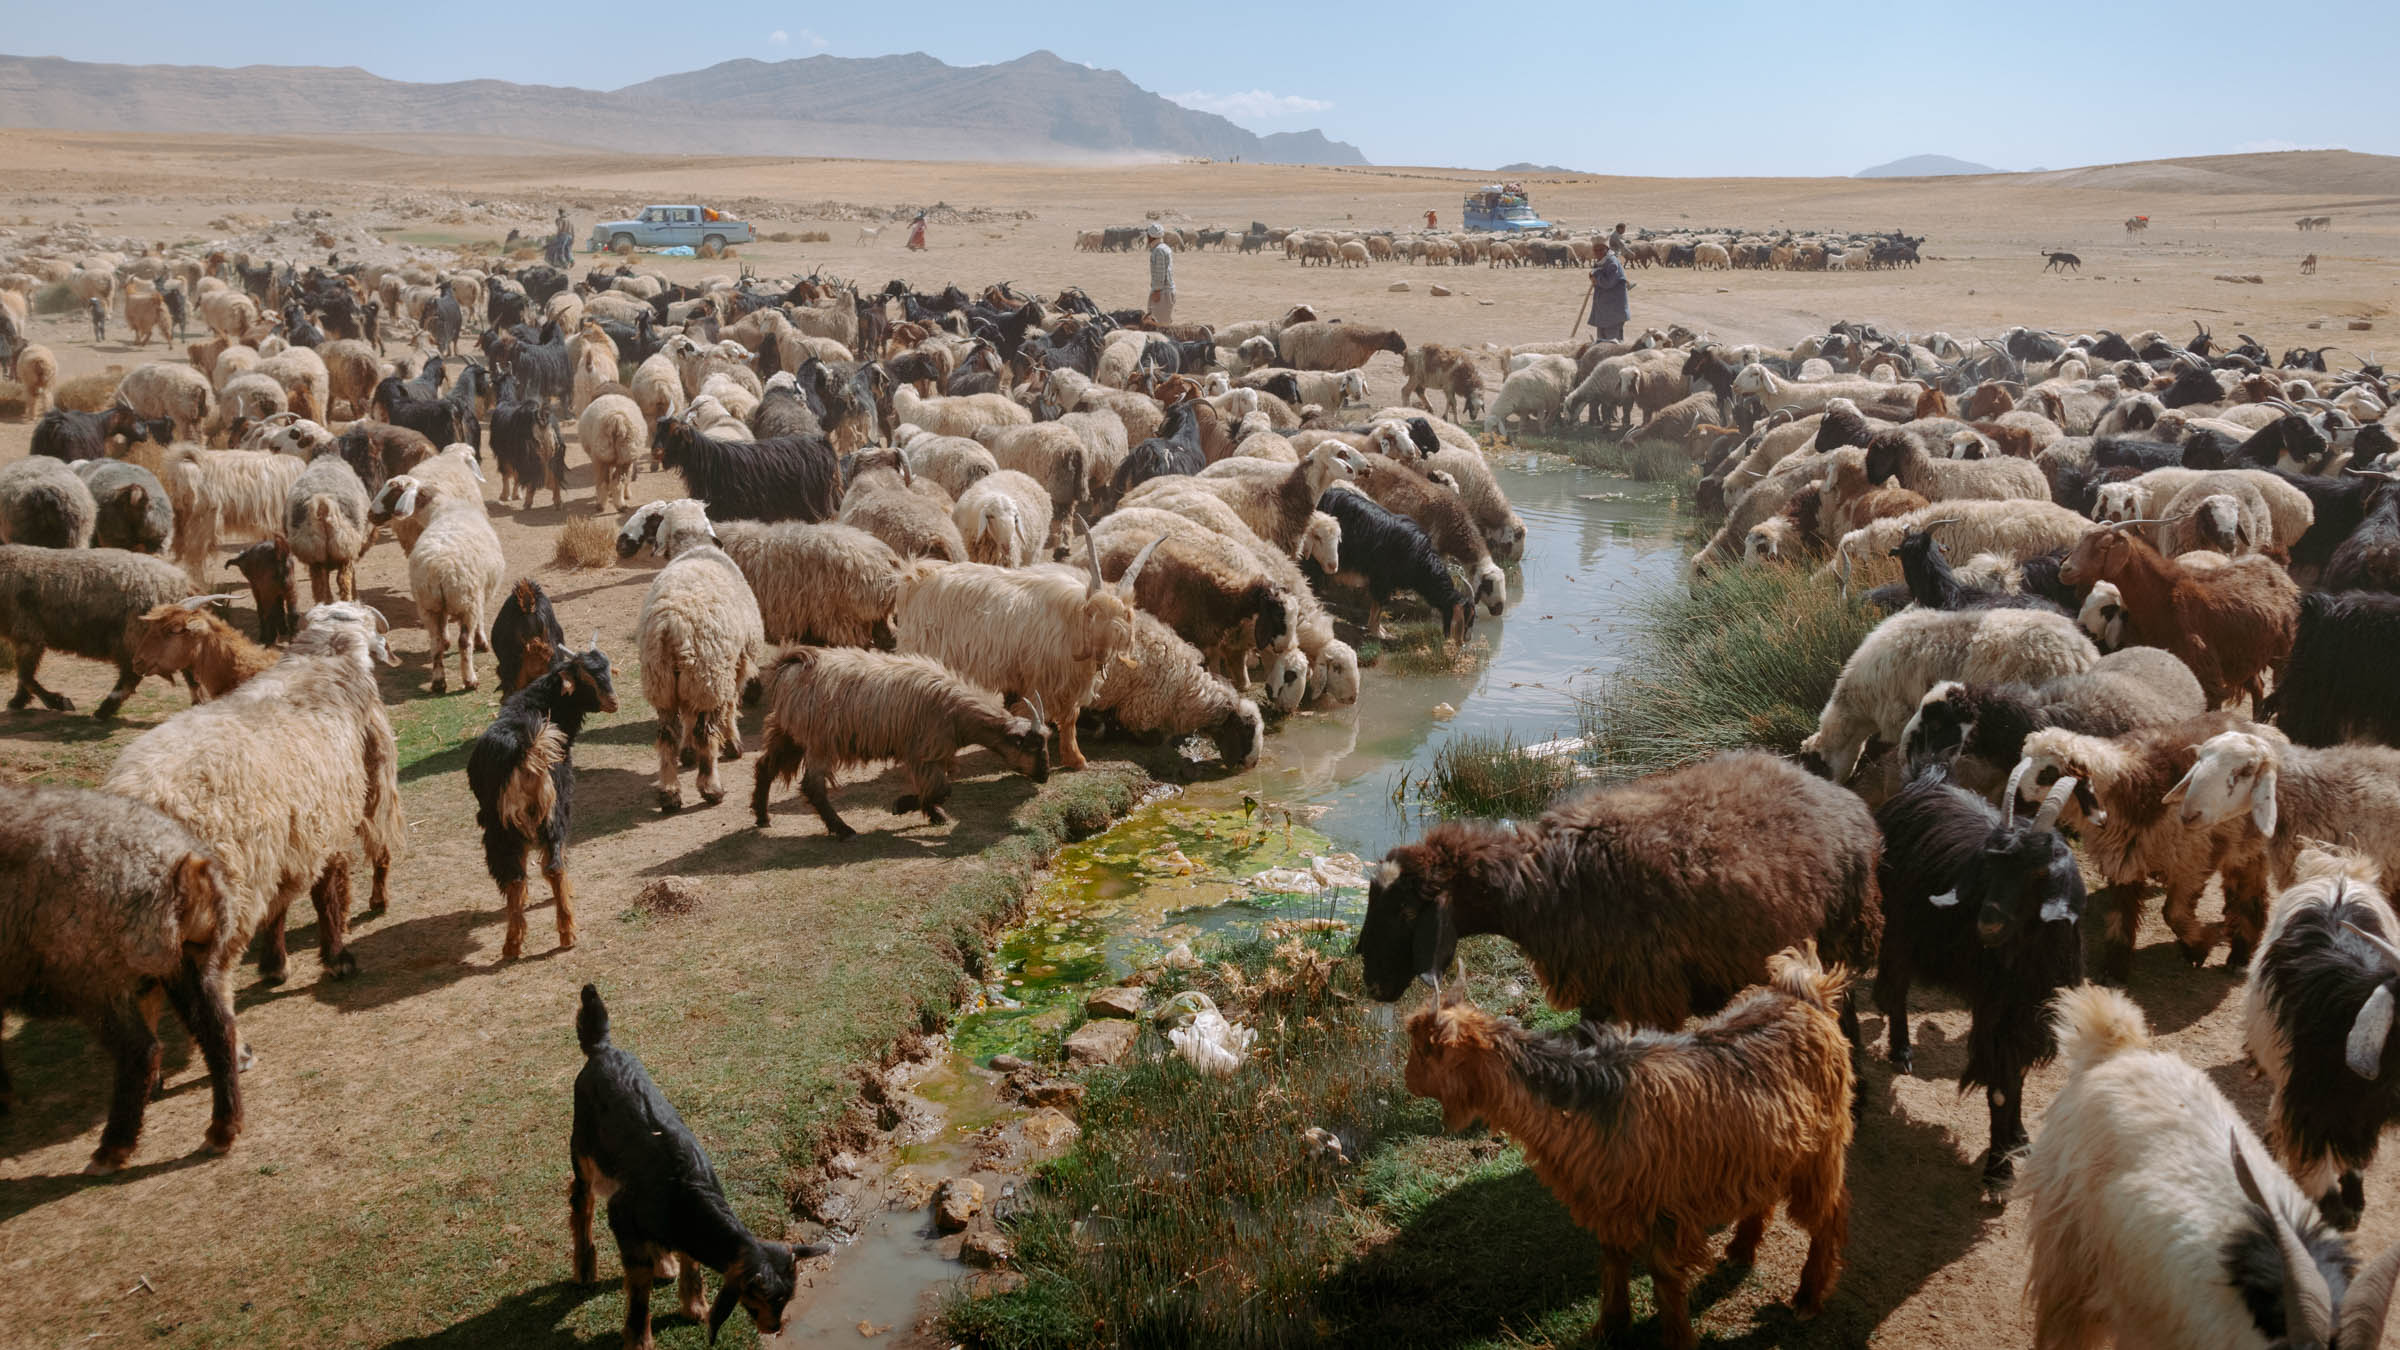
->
[750,385,822,440]
[372,374,473,450]
[2095,434,2223,474]
[489,378,564,508]
[491,578,568,697]
[483,324,572,408]
[226,538,296,645]
[570,985,822,1347]
[2237,413,2338,474]
[30,406,174,462]
[2269,590,2400,748]
[2269,468,2377,578]
[470,641,613,960]
[2325,471,2400,593]
[2245,855,2400,1230]
[653,417,841,524]
[1306,489,1475,644]
[1891,530,2066,614]
[1112,401,1206,498]
[279,301,324,349]
[1874,763,2085,1188]
[2160,363,2222,409]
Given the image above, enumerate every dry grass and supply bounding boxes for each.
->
[0,377,26,420]
[53,367,125,412]
[552,513,617,569]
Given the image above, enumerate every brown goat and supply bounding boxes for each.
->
[2058,523,2297,707]
[1400,343,1485,421]
[1405,946,1855,1350]
[1357,752,1883,1049]
[132,599,278,700]
[223,538,295,644]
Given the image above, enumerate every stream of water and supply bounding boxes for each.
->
[783,456,1688,1340]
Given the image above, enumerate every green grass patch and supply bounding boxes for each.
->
[1577,562,1877,781]
[1403,730,1580,819]
[945,932,1623,1350]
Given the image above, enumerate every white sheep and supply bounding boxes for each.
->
[284,452,370,604]
[577,393,648,513]
[1804,606,2099,783]
[116,361,215,443]
[894,385,1031,439]
[714,520,901,648]
[2167,729,2400,890]
[901,432,1001,500]
[953,469,1053,568]
[378,475,505,692]
[625,499,765,811]
[1091,610,1264,768]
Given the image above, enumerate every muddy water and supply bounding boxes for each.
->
[783,457,1687,1340]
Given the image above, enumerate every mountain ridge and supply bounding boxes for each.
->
[1855,154,2002,178]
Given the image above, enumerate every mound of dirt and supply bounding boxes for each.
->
[2020,149,2400,196]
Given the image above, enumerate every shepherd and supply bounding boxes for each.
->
[1581,237,1630,341]
[906,211,928,252]
[1146,223,1176,325]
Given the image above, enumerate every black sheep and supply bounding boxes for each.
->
[1111,400,1205,498]
[2094,434,2213,474]
[2325,471,2400,593]
[2269,468,2376,578]
[30,406,173,463]
[1305,488,1475,643]
[1890,530,2067,614]
[1874,762,2085,1188]
[653,417,841,524]
[488,377,564,508]
[226,538,296,645]
[570,985,824,1347]
[491,578,568,695]
[2269,590,2400,748]
[469,642,614,960]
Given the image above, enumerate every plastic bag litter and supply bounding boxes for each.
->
[653,245,697,257]
[1170,1009,1255,1076]
[1155,989,1218,1028]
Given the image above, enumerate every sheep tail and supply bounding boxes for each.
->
[1766,942,1850,1015]
[2051,983,2147,1077]
[577,983,611,1054]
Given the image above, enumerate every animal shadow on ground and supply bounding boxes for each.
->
[0,1145,218,1224]
[0,1015,197,1167]
[382,1279,618,1348]
[651,765,1040,875]
[1322,1164,1605,1347]
[292,900,561,1011]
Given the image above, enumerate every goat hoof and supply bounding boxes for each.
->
[1887,1049,1914,1076]
[2226,938,2256,970]
[1981,1152,2016,1190]
[48,693,77,712]
[204,1121,239,1154]
[657,790,683,814]
[698,784,726,805]
[893,795,919,813]
[328,952,359,980]
[829,825,858,842]
[6,692,29,711]
[257,967,287,988]
[82,1149,132,1176]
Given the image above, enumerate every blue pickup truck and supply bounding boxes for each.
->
[588,205,757,257]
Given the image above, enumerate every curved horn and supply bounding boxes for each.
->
[2344,920,2400,977]
[2033,776,2078,832]
[2004,758,2035,826]
[178,593,241,611]
[1084,530,1103,596]
[586,627,601,653]
[2341,1232,2400,1350]
[1120,535,1166,593]
[2230,1135,2335,1346]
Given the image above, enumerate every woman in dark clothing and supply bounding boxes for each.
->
[1588,239,1631,342]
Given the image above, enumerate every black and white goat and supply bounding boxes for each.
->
[490,578,567,696]
[1111,400,1205,498]
[571,985,824,1348]
[1873,761,2085,1188]
[1305,488,1475,644]
[468,640,614,961]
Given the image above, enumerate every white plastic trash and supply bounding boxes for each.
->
[1170,1009,1256,1076]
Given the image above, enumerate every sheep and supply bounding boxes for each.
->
[890,538,1159,772]
[2167,729,2400,894]
[840,451,966,562]
[2122,465,2317,551]
[378,475,506,692]
[0,455,98,547]
[1862,427,2047,502]
[1897,646,2207,796]
[2155,473,2288,558]
[103,613,401,987]
[257,346,329,425]
[367,446,487,552]
[212,370,291,441]
[2079,578,2128,650]
[1089,609,1264,768]
[15,343,58,416]
[953,469,1053,567]
[69,459,174,555]
[1400,343,1486,422]
[2058,520,2298,707]
[1276,321,1406,372]
[130,596,276,699]
[714,520,901,648]
[2271,591,2400,748]
[1304,487,1474,643]
[1827,500,2107,591]
[1353,430,1508,615]
[892,385,1029,439]
[1408,953,1852,1342]
[1485,360,1572,443]
[628,350,685,428]
[160,444,307,586]
[2019,984,2400,1350]
[2009,711,2271,977]
[0,544,193,717]
[622,499,766,812]
[2241,846,2400,1231]
[973,421,1090,521]
[570,985,820,1350]
[469,640,616,959]
[899,432,999,500]
[653,415,840,524]
[1086,509,1297,677]
[114,360,214,442]
[577,393,646,514]
[1239,366,1368,411]
[1803,605,2099,786]
[284,452,370,604]
[1873,765,2087,1187]
[750,645,1052,838]
[1733,363,1924,418]
[0,784,244,1173]
[1125,441,1355,554]
[318,338,379,419]
[1357,752,1882,1052]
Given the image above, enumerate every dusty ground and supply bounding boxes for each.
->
[2,132,2399,1348]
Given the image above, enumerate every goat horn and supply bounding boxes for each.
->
[1922,517,1962,529]
[177,593,240,611]
[1120,535,1165,593]
[586,628,601,653]
[1083,530,1103,596]
[2343,1233,2400,1350]
[2230,1134,2336,1346]
[2345,921,2400,977]
[2004,759,2035,827]
[2033,777,2078,832]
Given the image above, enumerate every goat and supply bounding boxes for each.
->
[2059,520,2298,708]
[469,641,615,959]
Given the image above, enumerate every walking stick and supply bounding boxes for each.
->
[1568,287,1591,338]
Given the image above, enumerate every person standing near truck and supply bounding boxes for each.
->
[549,209,574,266]
[1146,223,1175,324]
[1587,237,1631,342]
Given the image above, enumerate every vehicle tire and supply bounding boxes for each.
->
[701,236,727,259]
[611,233,636,256]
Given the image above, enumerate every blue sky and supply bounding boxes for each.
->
[7,2,2393,175]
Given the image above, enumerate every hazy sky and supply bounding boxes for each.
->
[6,1,2393,174]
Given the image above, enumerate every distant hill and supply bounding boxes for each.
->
[1497,162,1573,174]
[2015,149,2400,195]
[1855,154,2000,178]
[0,50,1368,165]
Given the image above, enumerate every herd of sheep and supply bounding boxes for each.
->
[1081,221,1923,271]
[7,227,2400,1347]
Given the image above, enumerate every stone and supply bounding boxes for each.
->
[961,1230,1013,1268]
[1429,284,1452,297]
[1388,281,1410,292]
[1012,1077,1086,1112]
[1021,1106,1082,1151]
[2350,320,2375,331]
[932,1177,983,1233]
[1085,986,1145,1019]
[1064,1018,1138,1066]
[986,1053,1031,1075]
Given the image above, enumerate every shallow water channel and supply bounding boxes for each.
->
[782,456,1689,1341]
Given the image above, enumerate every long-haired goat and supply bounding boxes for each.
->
[469,640,615,960]
[2059,520,2298,708]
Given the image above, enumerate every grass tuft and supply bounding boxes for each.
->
[1577,561,1876,781]
[552,514,617,570]
[1407,730,1581,819]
